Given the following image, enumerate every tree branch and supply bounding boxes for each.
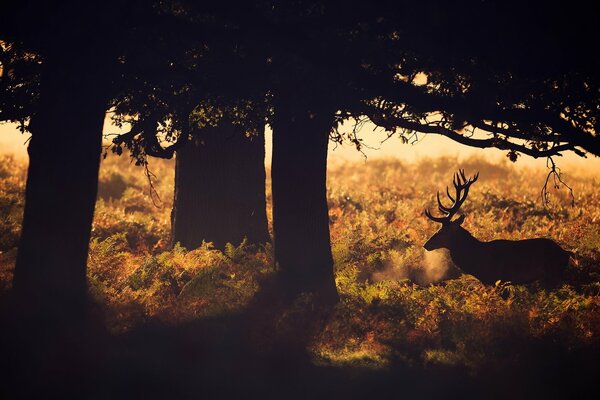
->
[366,105,577,159]
[365,78,600,157]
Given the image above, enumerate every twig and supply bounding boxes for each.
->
[144,162,163,208]
[541,156,575,207]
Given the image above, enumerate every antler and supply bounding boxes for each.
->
[425,169,479,223]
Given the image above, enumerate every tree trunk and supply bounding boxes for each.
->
[271,92,339,304]
[171,123,270,250]
[13,54,107,324]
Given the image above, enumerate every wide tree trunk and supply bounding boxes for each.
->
[271,91,339,304]
[171,123,270,250]
[13,54,107,324]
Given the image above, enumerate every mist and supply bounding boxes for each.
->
[371,248,454,286]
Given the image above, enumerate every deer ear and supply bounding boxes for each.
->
[455,214,465,225]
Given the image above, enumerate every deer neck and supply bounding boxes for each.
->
[447,228,481,271]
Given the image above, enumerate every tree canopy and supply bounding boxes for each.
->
[2,1,598,162]
[105,0,600,164]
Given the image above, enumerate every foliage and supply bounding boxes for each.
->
[0,152,598,370]
[0,154,25,251]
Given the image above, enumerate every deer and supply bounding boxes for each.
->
[423,170,572,288]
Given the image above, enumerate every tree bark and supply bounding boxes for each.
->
[171,123,270,250]
[13,54,107,324]
[271,91,339,304]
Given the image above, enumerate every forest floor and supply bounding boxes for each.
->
[0,152,599,399]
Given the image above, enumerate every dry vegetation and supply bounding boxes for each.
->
[0,151,599,374]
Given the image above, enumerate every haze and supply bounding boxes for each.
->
[2,117,599,173]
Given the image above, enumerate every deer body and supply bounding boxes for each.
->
[424,170,570,287]
[425,224,569,286]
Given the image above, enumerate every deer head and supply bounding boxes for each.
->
[424,169,479,251]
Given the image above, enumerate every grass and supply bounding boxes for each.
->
[0,151,598,378]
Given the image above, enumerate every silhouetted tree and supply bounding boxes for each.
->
[0,1,163,324]
[171,122,270,250]
[104,2,273,252]
[1,2,118,323]
[270,68,339,303]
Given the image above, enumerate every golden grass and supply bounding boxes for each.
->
[0,151,598,371]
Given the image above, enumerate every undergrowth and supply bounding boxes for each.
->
[0,152,598,373]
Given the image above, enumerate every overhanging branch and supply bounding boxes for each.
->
[365,77,600,157]
[366,105,578,159]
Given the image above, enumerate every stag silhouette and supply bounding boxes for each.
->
[424,170,572,288]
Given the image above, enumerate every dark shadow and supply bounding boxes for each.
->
[1,280,598,400]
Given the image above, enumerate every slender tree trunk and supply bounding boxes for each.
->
[271,91,339,304]
[13,54,107,324]
[171,123,270,250]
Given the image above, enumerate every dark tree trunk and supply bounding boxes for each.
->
[13,54,107,324]
[271,91,339,304]
[171,123,270,250]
